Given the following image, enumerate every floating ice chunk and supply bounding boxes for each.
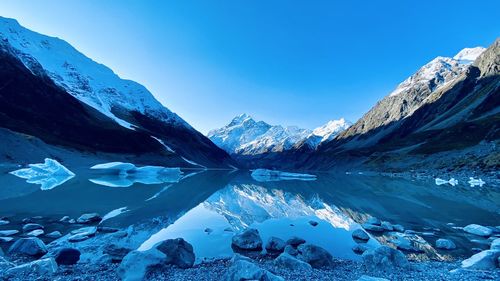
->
[89,162,183,187]
[468,177,485,187]
[435,178,458,186]
[9,158,75,190]
[251,169,316,182]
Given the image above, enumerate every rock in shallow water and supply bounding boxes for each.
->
[463,224,493,237]
[362,223,384,232]
[0,237,14,243]
[0,230,18,236]
[22,223,44,233]
[490,238,500,250]
[296,243,334,268]
[352,229,370,241]
[381,221,393,231]
[366,217,381,226]
[274,252,312,271]
[435,238,456,250]
[265,236,286,253]
[286,236,306,248]
[226,260,284,281]
[27,229,44,237]
[55,248,80,265]
[362,245,408,272]
[232,228,263,251]
[46,231,62,239]
[156,238,195,269]
[76,213,101,224]
[352,244,370,254]
[8,237,48,257]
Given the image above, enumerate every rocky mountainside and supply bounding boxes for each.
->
[303,40,499,172]
[0,17,234,168]
[208,114,350,156]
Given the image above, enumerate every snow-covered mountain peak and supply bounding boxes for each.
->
[453,47,486,63]
[308,118,352,145]
[0,16,187,130]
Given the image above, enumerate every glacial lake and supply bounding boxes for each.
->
[0,165,499,263]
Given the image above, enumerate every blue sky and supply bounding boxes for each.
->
[1,1,499,133]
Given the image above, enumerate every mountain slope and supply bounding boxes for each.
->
[0,17,234,168]
[305,40,499,172]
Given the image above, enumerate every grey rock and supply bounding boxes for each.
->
[225,260,284,281]
[265,237,286,253]
[352,229,370,241]
[352,244,370,254]
[22,223,44,233]
[0,220,9,226]
[156,238,195,268]
[490,238,500,250]
[0,230,18,236]
[309,220,319,227]
[381,221,393,231]
[390,236,424,253]
[274,252,312,271]
[68,233,90,242]
[362,245,408,271]
[55,248,80,265]
[286,236,306,247]
[46,231,62,239]
[59,216,70,223]
[8,237,48,257]
[296,243,334,268]
[3,258,57,277]
[26,229,44,237]
[463,224,493,237]
[436,238,456,250]
[231,228,263,251]
[97,226,119,233]
[366,217,381,226]
[103,244,132,263]
[118,248,167,281]
[76,213,101,224]
[204,228,213,234]
[392,224,405,232]
[461,249,500,270]
[284,245,298,256]
[362,223,384,232]
[0,237,14,243]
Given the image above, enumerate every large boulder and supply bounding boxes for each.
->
[76,213,101,224]
[156,238,195,269]
[435,239,456,250]
[225,260,284,281]
[231,228,263,251]
[274,252,312,271]
[352,244,370,255]
[118,248,167,281]
[3,258,57,278]
[8,237,48,257]
[490,238,500,250]
[461,250,500,270]
[352,229,370,241]
[55,248,81,265]
[463,224,493,237]
[265,237,286,253]
[366,217,381,226]
[286,237,306,248]
[22,223,44,233]
[296,243,333,268]
[103,244,132,263]
[362,246,408,272]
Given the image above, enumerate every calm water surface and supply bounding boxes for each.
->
[0,165,499,263]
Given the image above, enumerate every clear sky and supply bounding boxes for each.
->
[0,1,498,133]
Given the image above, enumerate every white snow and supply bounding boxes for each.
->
[150,136,176,153]
[435,178,458,186]
[101,207,129,223]
[9,158,75,190]
[389,47,485,98]
[251,169,316,182]
[0,16,188,130]
[208,114,350,154]
[181,157,206,168]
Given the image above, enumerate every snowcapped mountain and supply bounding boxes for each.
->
[207,114,350,156]
[0,17,234,168]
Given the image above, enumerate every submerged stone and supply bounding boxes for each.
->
[232,228,263,251]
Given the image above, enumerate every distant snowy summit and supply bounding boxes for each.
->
[207,114,351,155]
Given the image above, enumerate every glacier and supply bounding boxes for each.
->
[251,169,316,182]
[9,158,75,190]
[89,162,183,187]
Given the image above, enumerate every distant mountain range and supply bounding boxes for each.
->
[207,114,350,159]
[0,16,234,168]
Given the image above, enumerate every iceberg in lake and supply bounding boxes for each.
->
[251,168,316,182]
[89,162,183,187]
[435,178,458,186]
[468,177,485,187]
[9,158,75,190]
